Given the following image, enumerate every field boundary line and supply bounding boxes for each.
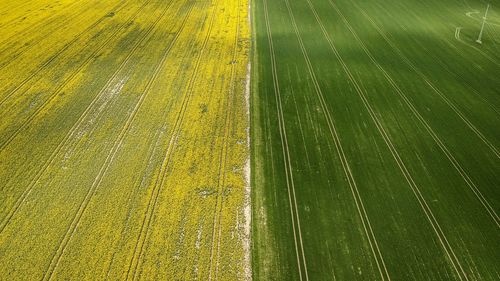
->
[0,0,131,106]
[0,0,167,234]
[350,1,500,160]
[262,0,308,279]
[208,0,242,279]
[307,0,470,279]
[329,0,499,227]
[287,0,391,279]
[123,1,220,279]
[40,2,185,280]
[0,0,155,152]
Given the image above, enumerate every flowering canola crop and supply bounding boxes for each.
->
[0,0,251,279]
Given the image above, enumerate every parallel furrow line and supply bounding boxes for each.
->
[456,35,500,67]
[262,0,307,279]
[0,0,152,152]
[40,2,180,280]
[122,1,211,279]
[0,0,82,48]
[103,129,162,280]
[208,0,242,279]
[0,0,101,66]
[286,0,389,279]
[0,1,39,29]
[310,1,470,279]
[351,1,499,159]
[328,0,499,227]
[0,0,130,105]
[437,62,500,117]
[0,0,159,233]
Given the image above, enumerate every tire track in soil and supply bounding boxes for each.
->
[40,2,187,280]
[0,0,162,233]
[0,0,153,151]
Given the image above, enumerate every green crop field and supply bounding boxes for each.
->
[251,0,499,280]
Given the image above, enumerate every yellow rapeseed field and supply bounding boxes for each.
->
[0,0,251,280]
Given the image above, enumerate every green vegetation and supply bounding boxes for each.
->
[252,0,499,280]
[1,0,499,280]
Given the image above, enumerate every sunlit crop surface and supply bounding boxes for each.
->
[251,0,499,280]
[0,0,251,280]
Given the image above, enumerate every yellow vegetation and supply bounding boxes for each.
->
[0,0,250,279]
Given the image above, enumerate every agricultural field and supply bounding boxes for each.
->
[1,0,499,280]
[0,0,251,280]
[251,0,499,280]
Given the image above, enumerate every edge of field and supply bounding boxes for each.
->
[249,0,258,276]
[243,0,253,280]
[249,0,271,278]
